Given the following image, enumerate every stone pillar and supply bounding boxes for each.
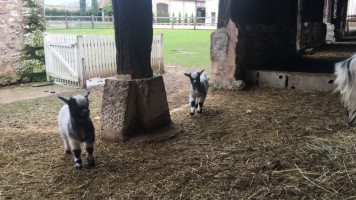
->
[323,0,336,42]
[210,19,245,90]
[101,0,171,142]
[296,0,304,50]
[0,0,24,85]
[101,75,171,141]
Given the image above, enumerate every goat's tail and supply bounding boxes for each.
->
[334,54,356,110]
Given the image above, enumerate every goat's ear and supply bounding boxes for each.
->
[58,96,70,104]
[83,91,90,98]
[184,73,191,77]
[199,69,205,74]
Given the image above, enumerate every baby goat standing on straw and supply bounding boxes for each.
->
[58,91,95,168]
[185,69,209,115]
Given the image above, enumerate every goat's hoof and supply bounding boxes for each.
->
[75,164,83,169]
[197,110,202,114]
[88,160,95,167]
[348,122,356,127]
[66,150,71,154]
[75,160,83,169]
[190,112,194,116]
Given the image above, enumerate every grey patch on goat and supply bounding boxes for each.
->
[334,53,356,125]
[72,95,88,107]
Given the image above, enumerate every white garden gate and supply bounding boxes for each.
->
[44,33,164,88]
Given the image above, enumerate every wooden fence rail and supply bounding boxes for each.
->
[45,16,217,30]
[44,33,164,88]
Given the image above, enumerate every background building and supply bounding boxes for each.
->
[348,0,356,15]
[152,0,219,24]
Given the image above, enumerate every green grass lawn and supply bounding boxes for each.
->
[154,29,213,68]
[47,28,213,68]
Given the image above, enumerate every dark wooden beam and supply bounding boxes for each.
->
[112,0,153,79]
[217,0,231,28]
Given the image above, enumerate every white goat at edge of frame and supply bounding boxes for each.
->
[58,91,95,169]
[184,69,209,115]
[334,53,356,125]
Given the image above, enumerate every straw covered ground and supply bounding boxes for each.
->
[1,66,356,199]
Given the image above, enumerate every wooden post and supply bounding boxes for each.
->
[217,0,231,28]
[112,0,153,78]
[172,17,174,29]
[296,0,304,50]
[101,0,171,141]
[77,35,86,88]
[65,15,68,29]
[91,15,94,29]
[347,16,349,34]
[194,15,197,30]
[45,44,51,82]
[160,33,164,73]
[44,36,50,82]
[102,10,105,22]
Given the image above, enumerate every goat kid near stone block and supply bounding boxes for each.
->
[334,53,356,125]
[185,69,209,115]
[58,91,95,169]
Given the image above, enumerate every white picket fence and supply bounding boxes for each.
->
[44,33,164,88]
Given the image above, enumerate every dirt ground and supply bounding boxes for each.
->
[0,83,79,104]
[1,46,356,199]
[0,66,190,106]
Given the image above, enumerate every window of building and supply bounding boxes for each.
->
[157,3,168,14]
[211,12,216,23]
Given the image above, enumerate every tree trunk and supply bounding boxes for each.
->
[112,0,153,79]
[217,0,231,28]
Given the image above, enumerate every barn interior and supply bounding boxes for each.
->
[210,0,356,90]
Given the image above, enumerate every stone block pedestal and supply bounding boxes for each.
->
[100,75,171,141]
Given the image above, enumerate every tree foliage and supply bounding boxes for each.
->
[45,8,80,16]
[178,12,181,24]
[103,0,113,16]
[91,0,99,15]
[80,0,87,16]
[166,12,170,23]
[184,13,188,25]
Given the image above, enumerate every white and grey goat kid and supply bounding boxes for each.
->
[185,69,209,115]
[58,91,95,168]
[334,53,356,125]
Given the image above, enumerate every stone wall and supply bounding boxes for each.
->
[301,22,327,47]
[210,21,296,89]
[0,0,45,86]
[210,0,299,90]
[0,0,24,85]
[298,0,326,48]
